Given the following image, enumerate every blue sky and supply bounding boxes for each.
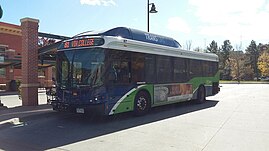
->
[1,0,269,50]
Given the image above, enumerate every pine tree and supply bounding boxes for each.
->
[245,40,260,79]
[207,40,219,54]
[220,40,233,80]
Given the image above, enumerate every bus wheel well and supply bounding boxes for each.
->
[195,85,206,104]
[133,90,151,116]
[137,89,151,103]
[199,84,205,90]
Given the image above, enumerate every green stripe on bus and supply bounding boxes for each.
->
[188,71,220,91]
[110,84,154,115]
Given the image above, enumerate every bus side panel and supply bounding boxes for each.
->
[110,84,154,115]
[152,83,193,107]
[188,71,220,99]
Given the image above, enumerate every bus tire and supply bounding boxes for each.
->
[196,85,206,104]
[134,91,151,116]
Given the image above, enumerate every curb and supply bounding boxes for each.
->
[0,118,23,130]
[0,89,46,96]
[0,104,52,120]
[0,106,8,110]
[0,101,8,110]
[0,91,18,96]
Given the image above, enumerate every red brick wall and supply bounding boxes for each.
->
[0,34,22,56]
[0,22,22,85]
[20,18,39,106]
[21,20,39,85]
[0,21,52,91]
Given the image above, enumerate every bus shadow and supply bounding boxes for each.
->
[105,100,219,124]
[0,100,218,151]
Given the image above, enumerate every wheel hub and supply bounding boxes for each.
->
[137,97,147,111]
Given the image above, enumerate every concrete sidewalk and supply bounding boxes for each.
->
[0,89,51,129]
[0,88,56,147]
[0,90,52,129]
[0,89,47,109]
[0,104,52,120]
[0,88,46,96]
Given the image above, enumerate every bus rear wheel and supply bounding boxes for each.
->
[134,91,150,116]
[196,86,206,104]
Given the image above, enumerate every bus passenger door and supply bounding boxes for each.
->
[106,51,132,98]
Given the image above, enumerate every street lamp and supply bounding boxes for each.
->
[0,5,3,19]
[147,0,158,32]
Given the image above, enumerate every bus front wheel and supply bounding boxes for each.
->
[134,91,151,116]
[196,86,206,104]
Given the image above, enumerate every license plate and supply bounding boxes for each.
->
[76,108,85,113]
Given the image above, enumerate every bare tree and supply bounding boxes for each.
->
[193,47,205,52]
[185,40,192,51]
[235,44,242,83]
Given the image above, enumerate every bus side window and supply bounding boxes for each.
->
[174,58,187,82]
[145,55,156,83]
[156,56,173,84]
[190,60,202,78]
[132,53,145,83]
[108,64,118,82]
[110,61,130,84]
[119,62,130,83]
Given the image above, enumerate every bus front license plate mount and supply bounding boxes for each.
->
[76,108,85,114]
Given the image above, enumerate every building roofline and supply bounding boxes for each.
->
[0,21,21,29]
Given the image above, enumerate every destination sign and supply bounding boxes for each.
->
[59,38,104,49]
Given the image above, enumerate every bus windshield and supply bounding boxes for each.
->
[57,48,105,88]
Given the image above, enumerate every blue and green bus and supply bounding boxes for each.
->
[51,27,219,116]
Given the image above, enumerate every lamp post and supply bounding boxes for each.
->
[0,5,3,19]
[147,0,158,32]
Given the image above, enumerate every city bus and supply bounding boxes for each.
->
[50,27,220,116]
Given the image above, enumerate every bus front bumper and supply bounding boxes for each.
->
[51,101,105,115]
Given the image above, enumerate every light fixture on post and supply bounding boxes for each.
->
[0,5,3,19]
[147,0,158,32]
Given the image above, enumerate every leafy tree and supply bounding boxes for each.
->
[229,51,244,81]
[258,51,269,77]
[245,40,260,79]
[258,43,267,52]
[242,65,254,80]
[228,51,253,81]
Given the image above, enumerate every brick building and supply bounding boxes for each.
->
[0,21,54,90]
